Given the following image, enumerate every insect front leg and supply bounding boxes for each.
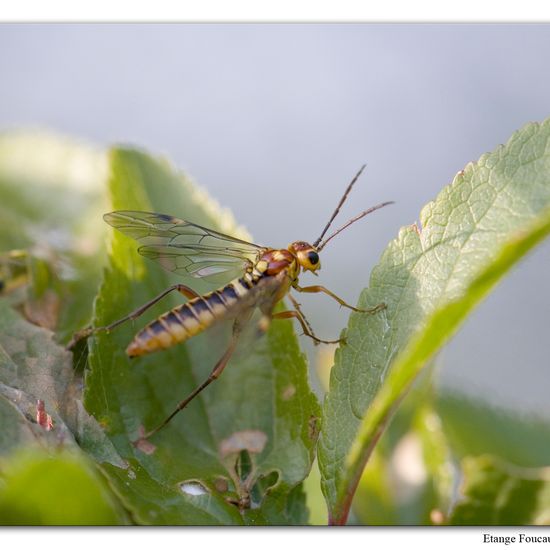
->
[292,283,385,314]
[66,283,201,350]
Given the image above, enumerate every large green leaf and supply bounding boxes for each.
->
[0,297,124,457]
[0,130,107,251]
[450,455,550,525]
[0,131,108,343]
[84,148,320,525]
[0,298,127,524]
[318,119,550,523]
[0,299,76,443]
[437,391,550,468]
[0,449,123,525]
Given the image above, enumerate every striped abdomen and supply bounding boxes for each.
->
[126,278,255,358]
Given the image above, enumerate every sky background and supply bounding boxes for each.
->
[1,23,549,415]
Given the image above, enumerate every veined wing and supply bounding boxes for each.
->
[104,211,266,285]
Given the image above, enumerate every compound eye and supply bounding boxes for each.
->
[307,251,319,265]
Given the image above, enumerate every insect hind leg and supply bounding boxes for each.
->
[136,309,253,443]
[137,338,238,442]
[66,283,201,350]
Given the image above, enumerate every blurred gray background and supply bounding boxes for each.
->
[1,23,549,415]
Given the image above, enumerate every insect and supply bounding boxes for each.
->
[78,165,392,442]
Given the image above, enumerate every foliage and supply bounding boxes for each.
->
[0,450,125,525]
[0,121,549,525]
[318,119,550,523]
[84,149,319,525]
[449,455,550,526]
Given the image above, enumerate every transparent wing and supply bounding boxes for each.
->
[104,211,266,285]
[199,274,287,358]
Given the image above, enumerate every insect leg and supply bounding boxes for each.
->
[103,284,201,331]
[292,283,385,314]
[66,284,201,350]
[138,310,252,441]
[288,294,316,340]
[272,309,342,345]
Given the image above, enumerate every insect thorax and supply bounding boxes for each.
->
[253,249,297,280]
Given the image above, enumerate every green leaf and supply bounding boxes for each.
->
[449,455,550,525]
[413,403,455,523]
[304,459,329,525]
[0,298,128,524]
[318,119,550,523]
[0,130,107,243]
[0,299,124,464]
[0,299,75,441]
[0,449,124,525]
[0,130,109,343]
[352,374,454,525]
[437,391,550,468]
[84,148,320,525]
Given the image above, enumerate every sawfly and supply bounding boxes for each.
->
[72,165,392,442]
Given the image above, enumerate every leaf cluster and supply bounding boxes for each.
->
[1,122,549,525]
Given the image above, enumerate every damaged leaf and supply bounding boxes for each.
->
[84,148,320,525]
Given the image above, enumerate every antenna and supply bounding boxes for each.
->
[316,201,394,251]
[313,165,367,248]
[313,165,393,251]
